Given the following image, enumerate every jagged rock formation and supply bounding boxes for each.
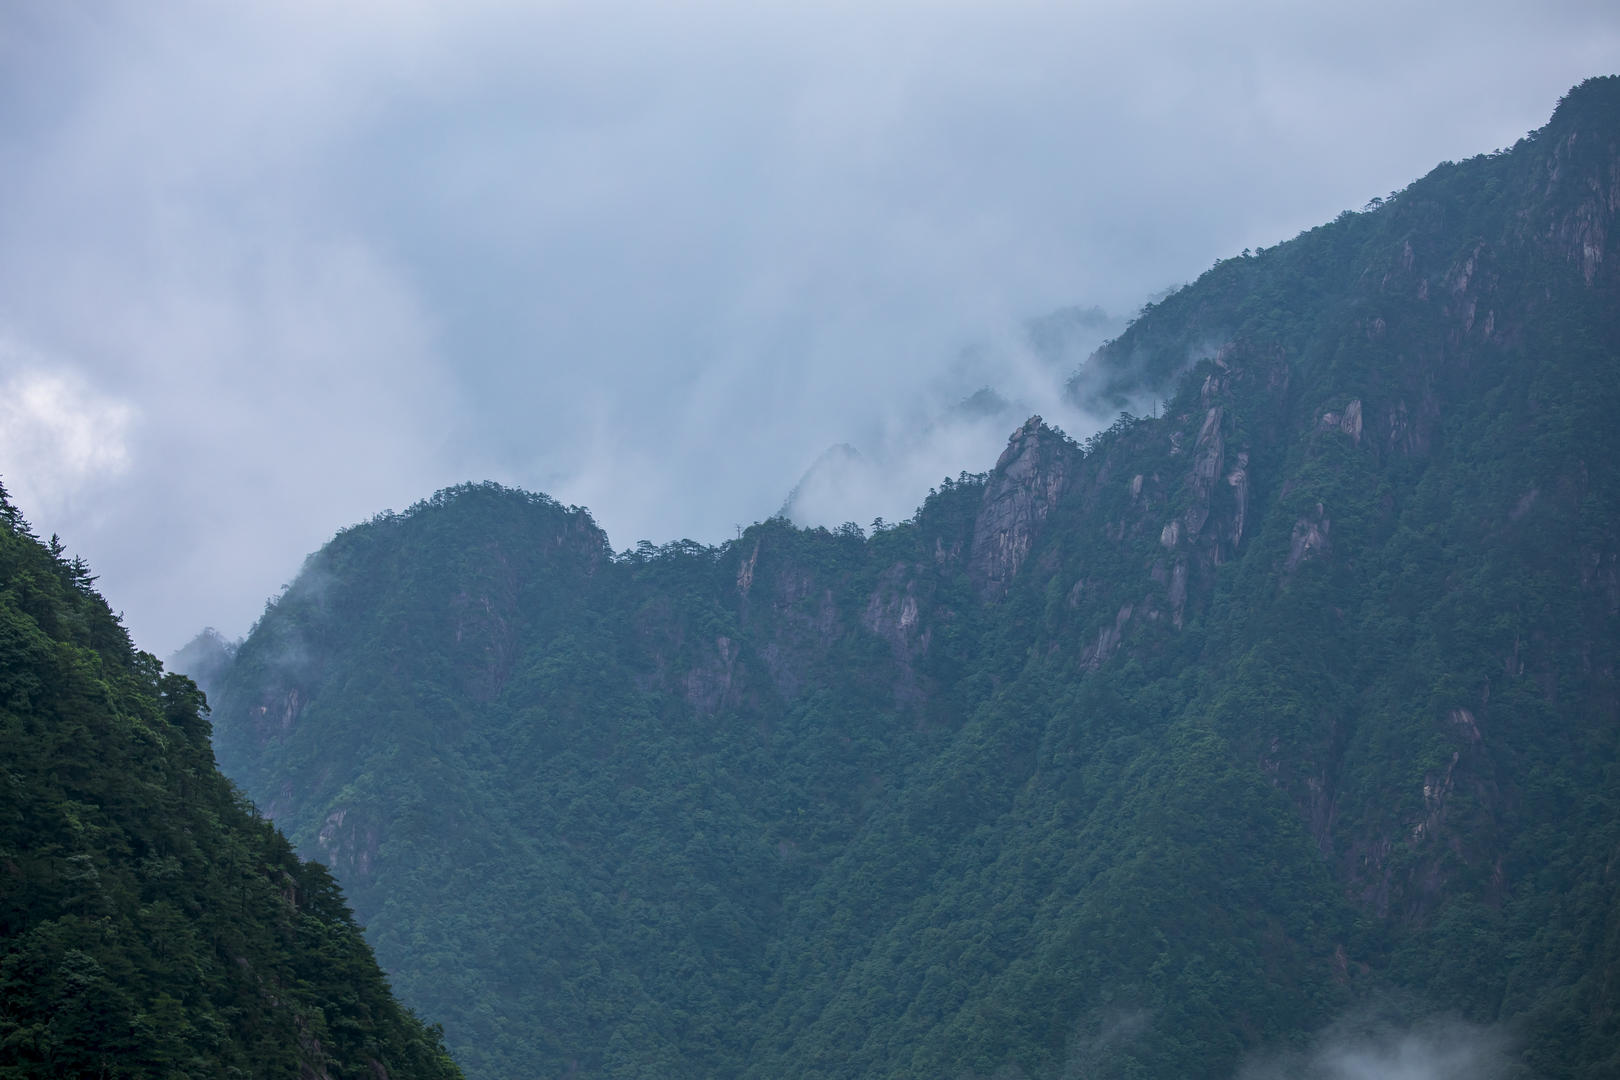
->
[199,79,1620,1080]
[969,416,1081,599]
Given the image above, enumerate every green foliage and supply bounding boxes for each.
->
[204,81,1620,1080]
[0,485,461,1080]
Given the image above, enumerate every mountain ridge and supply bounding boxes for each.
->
[198,78,1620,1079]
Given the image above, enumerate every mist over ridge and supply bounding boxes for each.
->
[779,304,1128,532]
[2,0,1618,1071]
[193,78,1620,1077]
[2,2,1615,654]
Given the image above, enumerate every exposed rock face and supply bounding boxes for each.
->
[863,561,933,707]
[203,86,1620,1080]
[1543,121,1620,285]
[736,538,760,596]
[317,806,381,882]
[240,686,312,794]
[1183,405,1225,540]
[1286,504,1333,571]
[1319,399,1363,445]
[450,582,517,703]
[863,566,922,645]
[1226,451,1251,549]
[683,635,740,718]
[1082,602,1135,670]
[740,556,842,703]
[970,416,1082,599]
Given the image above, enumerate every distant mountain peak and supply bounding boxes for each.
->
[1549,72,1620,125]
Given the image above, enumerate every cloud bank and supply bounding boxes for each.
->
[0,0,1616,652]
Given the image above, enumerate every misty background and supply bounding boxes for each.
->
[1,1,1616,654]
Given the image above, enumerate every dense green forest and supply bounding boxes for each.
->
[200,78,1620,1078]
[0,484,462,1078]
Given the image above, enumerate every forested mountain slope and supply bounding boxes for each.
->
[204,78,1620,1079]
[0,486,462,1079]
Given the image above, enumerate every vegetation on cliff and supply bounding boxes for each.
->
[0,484,461,1079]
[203,78,1620,1079]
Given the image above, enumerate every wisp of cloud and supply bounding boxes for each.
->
[1239,1015,1517,1080]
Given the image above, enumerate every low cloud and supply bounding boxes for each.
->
[782,309,1126,531]
[1239,1014,1516,1080]
[0,352,135,527]
[1,1,1615,653]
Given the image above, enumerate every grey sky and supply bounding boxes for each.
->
[1,0,1616,655]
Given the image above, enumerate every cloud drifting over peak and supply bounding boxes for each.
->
[0,0,1616,652]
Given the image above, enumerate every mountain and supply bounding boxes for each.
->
[168,627,239,703]
[0,487,462,1079]
[200,77,1620,1079]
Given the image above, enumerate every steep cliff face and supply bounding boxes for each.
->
[1037,84,1620,950]
[969,416,1082,599]
[202,80,1620,1080]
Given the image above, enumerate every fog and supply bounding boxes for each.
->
[1238,1014,1515,1080]
[0,1,1615,653]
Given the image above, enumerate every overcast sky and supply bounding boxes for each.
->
[1,1,1616,656]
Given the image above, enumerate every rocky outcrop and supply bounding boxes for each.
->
[1285,504,1332,572]
[750,555,841,703]
[1318,399,1363,445]
[683,635,741,718]
[1226,451,1251,550]
[316,806,381,882]
[863,562,933,707]
[1082,602,1135,670]
[1542,96,1620,285]
[970,417,1082,599]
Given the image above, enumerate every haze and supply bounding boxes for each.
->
[0,0,1616,654]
